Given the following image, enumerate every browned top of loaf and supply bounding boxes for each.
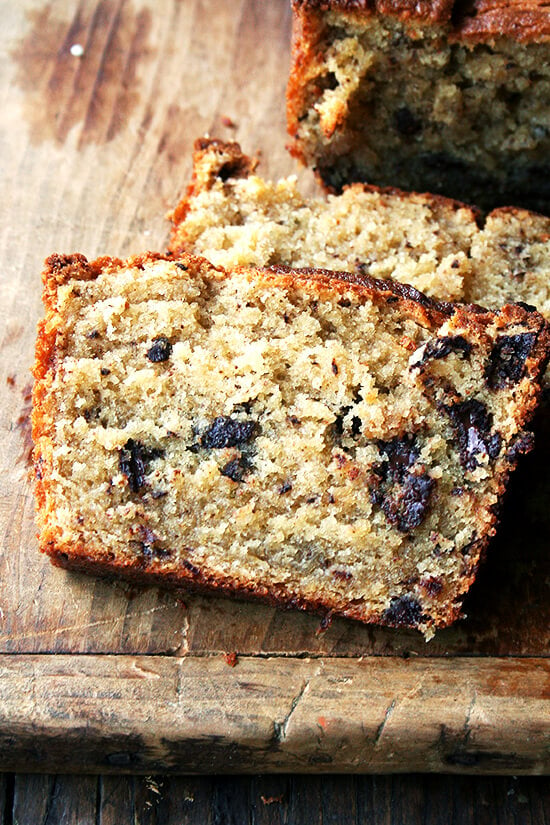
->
[291,0,550,41]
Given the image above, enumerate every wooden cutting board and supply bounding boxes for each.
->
[1,0,548,774]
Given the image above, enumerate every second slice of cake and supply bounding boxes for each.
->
[169,139,550,318]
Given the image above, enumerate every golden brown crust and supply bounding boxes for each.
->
[261,263,456,328]
[45,538,469,630]
[168,138,258,232]
[290,0,550,39]
[452,0,550,42]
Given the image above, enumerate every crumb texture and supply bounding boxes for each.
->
[287,3,550,211]
[170,141,550,322]
[33,252,550,636]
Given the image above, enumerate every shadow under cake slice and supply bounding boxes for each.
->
[33,251,550,637]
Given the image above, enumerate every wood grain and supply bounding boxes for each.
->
[0,773,548,825]
[0,654,548,774]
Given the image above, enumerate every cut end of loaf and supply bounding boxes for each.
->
[32,251,550,638]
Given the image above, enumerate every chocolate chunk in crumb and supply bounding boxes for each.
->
[220,455,250,483]
[384,595,424,627]
[371,434,435,531]
[413,335,472,369]
[373,471,435,532]
[119,440,164,493]
[420,576,443,596]
[394,473,434,532]
[394,106,422,136]
[506,431,535,461]
[332,569,352,581]
[485,333,536,389]
[376,434,420,483]
[201,416,257,449]
[444,399,500,470]
[146,336,173,363]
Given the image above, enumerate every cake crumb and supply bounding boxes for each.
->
[223,651,238,667]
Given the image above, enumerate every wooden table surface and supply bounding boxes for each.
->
[0,773,548,824]
[1,0,549,811]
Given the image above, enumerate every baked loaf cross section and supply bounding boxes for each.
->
[169,139,550,328]
[287,0,550,212]
[33,252,550,637]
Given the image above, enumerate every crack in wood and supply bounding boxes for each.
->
[169,613,190,657]
[0,603,180,644]
[374,698,397,747]
[462,689,478,748]
[273,679,311,744]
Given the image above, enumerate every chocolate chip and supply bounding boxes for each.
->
[383,595,424,627]
[486,432,502,459]
[505,431,535,461]
[485,333,536,389]
[279,481,293,494]
[119,440,164,493]
[138,541,172,563]
[394,107,422,136]
[331,359,339,375]
[233,400,254,414]
[370,434,434,531]
[413,335,472,369]
[175,262,188,271]
[376,434,420,484]
[444,399,500,470]
[220,456,250,483]
[332,569,352,581]
[146,336,173,363]
[182,559,201,577]
[373,472,435,532]
[419,576,443,596]
[201,416,257,449]
[100,367,111,376]
[515,301,537,312]
[333,407,362,444]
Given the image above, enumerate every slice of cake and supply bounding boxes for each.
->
[169,139,550,318]
[33,251,549,636]
[287,0,550,212]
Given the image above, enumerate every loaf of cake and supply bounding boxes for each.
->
[287,0,550,212]
[32,251,550,636]
[169,139,550,318]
